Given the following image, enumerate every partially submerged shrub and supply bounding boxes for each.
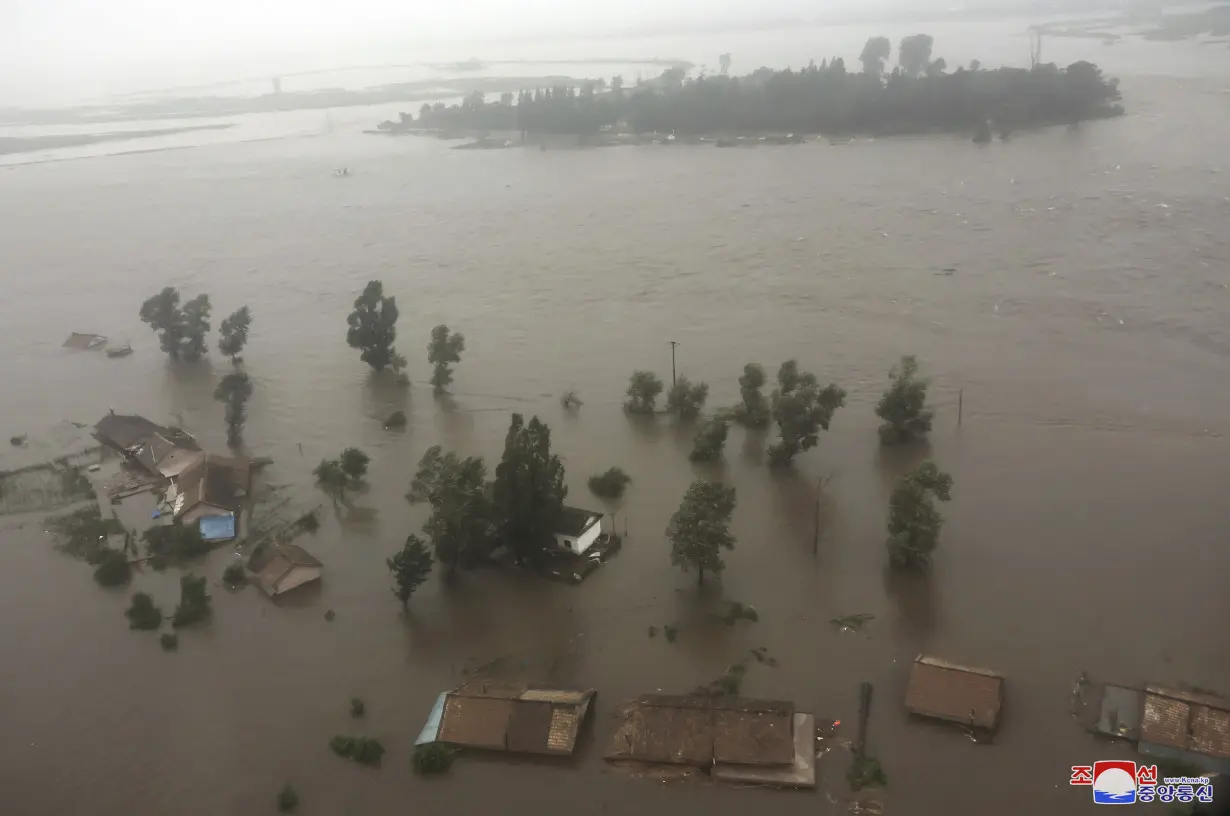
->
[588,467,631,499]
[171,574,211,628]
[848,754,888,791]
[350,697,366,718]
[276,784,299,812]
[93,549,132,587]
[329,736,385,766]
[144,523,211,562]
[222,560,247,586]
[125,592,163,630]
[412,743,456,775]
[160,632,179,651]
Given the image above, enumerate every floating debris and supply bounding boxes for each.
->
[749,646,780,667]
[830,613,875,633]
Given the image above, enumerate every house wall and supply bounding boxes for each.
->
[555,520,603,555]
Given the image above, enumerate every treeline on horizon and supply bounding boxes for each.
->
[413,34,1123,138]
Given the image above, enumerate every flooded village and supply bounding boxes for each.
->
[4,13,1230,812]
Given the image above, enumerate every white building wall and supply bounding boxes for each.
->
[574,522,602,554]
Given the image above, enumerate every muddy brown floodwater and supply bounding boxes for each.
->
[1,74,1229,816]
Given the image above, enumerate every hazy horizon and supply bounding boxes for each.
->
[0,0,1188,106]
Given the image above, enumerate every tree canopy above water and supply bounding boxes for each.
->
[411,39,1122,140]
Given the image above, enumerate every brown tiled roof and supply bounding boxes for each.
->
[607,695,798,767]
[714,707,794,766]
[905,655,1004,730]
[176,455,250,514]
[1141,687,1230,759]
[1142,694,1191,749]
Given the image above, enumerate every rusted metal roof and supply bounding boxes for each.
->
[428,686,595,756]
[713,707,794,765]
[606,695,799,768]
[905,654,1004,731]
[440,696,514,750]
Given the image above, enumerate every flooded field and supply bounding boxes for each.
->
[1,64,1229,816]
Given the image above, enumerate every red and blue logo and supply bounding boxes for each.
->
[1070,761,1157,804]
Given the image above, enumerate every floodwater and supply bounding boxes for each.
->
[2,31,1230,816]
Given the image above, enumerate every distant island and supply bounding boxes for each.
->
[393,36,1123,144]
[0,124,234,156]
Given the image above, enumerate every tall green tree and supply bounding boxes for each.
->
[180,294,212,361]
[733,363,770,428]
[139,287,186,358]
[625,371,664,414]
[875,355,934,445]
[213,371,252,448]
[859,36,892,75]
[218,306,252,362]
[387,534,434,607]
[427,325,466,392]
[666,376,709,420]
[768,360,847,465]
[667,479,736,588]
[689,417,730,462]
[898,34,934,77]
[411,447,495,576]
[346,281,400,372]
[886,461,953,569]
[492,414,567,565]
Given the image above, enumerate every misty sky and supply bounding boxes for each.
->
[2,0,1030,105]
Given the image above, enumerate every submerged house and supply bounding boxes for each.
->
[93,413,200,478]
[1093,684,1230,774]
[248,543,324,597]
[169,455,250,524]
[554,506,604,555]
[416,681,596,757]
[905,654,1006,735]
[605,694,816,789]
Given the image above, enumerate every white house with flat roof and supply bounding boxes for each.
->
[554,506,604,555]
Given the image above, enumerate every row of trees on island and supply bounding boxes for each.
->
[412,35,1122,139]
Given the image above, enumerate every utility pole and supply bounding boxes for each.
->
[958,388,964,428]
[668,341,679,387]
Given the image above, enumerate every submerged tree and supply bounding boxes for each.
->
[345,280,401,372]
[427,324,466,392]
[139,287,185,358]
[171,574,211,627]
[689,417,730,462]
[93,549,132,587]
[179,294,212,361]
[388,534,434,606]
[875,355,934,445]
[860,36,892,75]
[213,371,253,448]
[125,592,163,630]
[492,414,567,565]
[886,461,953,569]
[768,360,847,465]
[313,459,349,500]
[625,371,664,415]
[667,479,737,588]
[218,305,252,363]
[666,376,710,420]
[412,447,495,576]
[588,467,631,499]
[339,448,370,487]
[732,363,770,428]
